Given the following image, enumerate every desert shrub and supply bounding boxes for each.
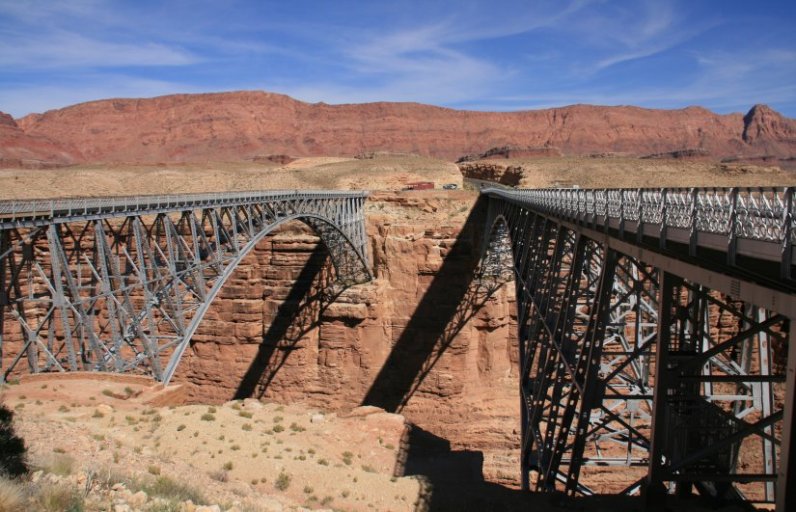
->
[274,471,291,491]
[200,413,215,422]
[272,424,284,433]
[208,469,228,482]
[45,454,74,476]
[141,475,205,504]
[222,461,233,471]
[0,403,28,477]
[238,411,252,419]
[0,476,25,512]
[35,484,84,512]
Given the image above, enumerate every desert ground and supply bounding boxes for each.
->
[1,155,793,203]
[0,155,461,200]
[1,374,419,512]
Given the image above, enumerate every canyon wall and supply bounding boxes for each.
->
[5,92,795,166]
[173,191,521,485]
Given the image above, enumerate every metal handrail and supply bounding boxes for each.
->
[483,187,796,244]
[0,189,370,221]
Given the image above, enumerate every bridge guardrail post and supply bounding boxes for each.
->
[728,188,738,268]
[781,187,793,280]
[688,188,698,257]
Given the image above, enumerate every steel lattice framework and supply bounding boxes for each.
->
[0,190,370,385]
[481,187,795,511]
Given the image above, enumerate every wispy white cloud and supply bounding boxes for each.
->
[0,0,793,118]
[0,0,200,70]
[491,48,796,113]
[0,31,199,69]
[566,0,717,73]
[279,1,591,106]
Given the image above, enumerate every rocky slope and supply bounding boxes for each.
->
[5,91,795,166]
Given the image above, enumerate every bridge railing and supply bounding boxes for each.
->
[484,187,795,269]
[0,189,369,225]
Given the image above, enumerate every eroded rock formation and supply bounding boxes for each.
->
[5,92,796,165]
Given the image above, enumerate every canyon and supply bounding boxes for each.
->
[1,91,794,510]
[174,192,520,488]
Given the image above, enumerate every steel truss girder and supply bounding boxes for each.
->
[482,193,793,510]
[1,192,371,385]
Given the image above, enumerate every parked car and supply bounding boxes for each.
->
[442,183,458,190]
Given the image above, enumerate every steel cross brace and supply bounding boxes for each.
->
[481,190,793,510]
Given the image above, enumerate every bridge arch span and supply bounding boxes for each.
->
[0,191,371,385]
[163,211,370,384]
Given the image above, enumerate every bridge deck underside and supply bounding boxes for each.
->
[483,188,795,511]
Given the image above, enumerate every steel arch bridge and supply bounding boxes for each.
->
[0,190,370,385]
[480,187,796,511]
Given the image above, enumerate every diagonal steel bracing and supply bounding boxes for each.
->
[481,187,795,510]
[0,190,371,385]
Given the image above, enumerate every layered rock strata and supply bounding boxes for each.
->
[7,92,796,165]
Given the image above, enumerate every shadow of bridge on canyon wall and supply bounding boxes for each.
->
[234,244,343,400]
[360,197,532,511]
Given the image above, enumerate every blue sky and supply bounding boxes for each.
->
[1,0,795,118]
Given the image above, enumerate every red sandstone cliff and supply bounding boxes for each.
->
[0,111,77,167]
[6,91,796,165]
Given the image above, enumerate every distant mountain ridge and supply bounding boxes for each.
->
[2,90,795,167]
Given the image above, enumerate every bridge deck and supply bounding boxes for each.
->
[0,189,369,228]
[484,187,796,284]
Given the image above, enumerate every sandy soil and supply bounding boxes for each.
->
[0,155,461,200]
[1,374,421,511]
[2,374,742,512]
